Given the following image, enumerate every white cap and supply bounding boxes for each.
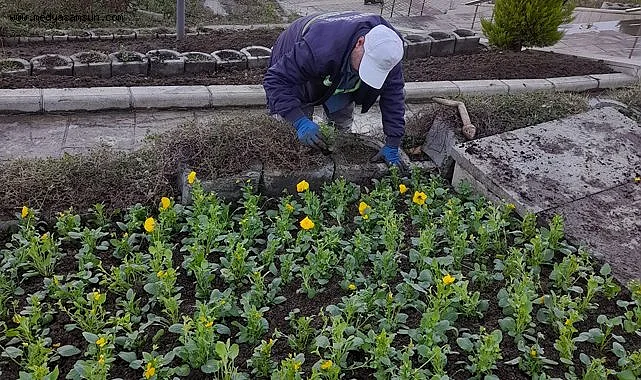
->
[359,25,404,90]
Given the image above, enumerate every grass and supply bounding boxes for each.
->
[0,0,289,37]
[402,91,589,149]
[0,114,320,221]
[607,80,641,110]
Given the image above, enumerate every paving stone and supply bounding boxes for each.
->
[65,112,135,151]
[134,110,197,144]
[451,107,641,214]
[539,183,641,284]
[0,114,67,160]
[422,113,465,180]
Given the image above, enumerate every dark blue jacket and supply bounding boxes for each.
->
[264,12,406,148]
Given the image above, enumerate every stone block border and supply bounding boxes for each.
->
[0,72,638,114]
[178,134,425,203]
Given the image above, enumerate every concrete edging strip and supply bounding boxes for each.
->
[42,87,131,112]
[130,85,211,108]
[0,74,638,114]
[0,89,43,113]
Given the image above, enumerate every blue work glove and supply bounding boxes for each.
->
[293,117,327,151]
[371,145,408,173]
[373,145,401,165]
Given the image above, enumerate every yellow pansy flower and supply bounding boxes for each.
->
[320,360,333,371]
[160,197,171,210]
[300,216,315,230]
[144,362,156,379]
[96,336,106,348]
[412,191,427,205]
[358,201,369,217]
[21,206,29,218]
[296,180,309,192]
[530,349,537,358]
[144,217,155,233]
[399,184,408,194]
[442,274,455,285]
[348,283,357,291]
[187,171,197,185]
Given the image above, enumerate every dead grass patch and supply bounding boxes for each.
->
[0,113,323,220]
[403,91,590,149]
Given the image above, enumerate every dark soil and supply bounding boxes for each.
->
[113,29,135,36]
[148,51,180,61]
[67,30,92,37]
[403,50,616,81]
[0,60,25,72]
[74,51,108,64]
[37,55,69,67]
[113,52,143,62]
[91,29,114,36]
[0,49,616,89]
[214,50,246,60]
[183,52,214,62]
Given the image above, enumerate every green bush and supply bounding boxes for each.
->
[481,0,574,51]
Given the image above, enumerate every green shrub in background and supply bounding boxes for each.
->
[481,0,575,51]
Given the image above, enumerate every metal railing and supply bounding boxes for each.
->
[465,0,493,29]
[380,0,428,18]
[626,7,641,58]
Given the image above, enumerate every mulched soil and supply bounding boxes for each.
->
[0,50,616,89]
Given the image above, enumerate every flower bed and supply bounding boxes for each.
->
[1,171,640,379]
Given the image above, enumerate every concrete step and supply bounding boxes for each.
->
[451,107,641,283]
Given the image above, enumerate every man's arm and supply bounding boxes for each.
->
[263,40,320,124]
[378,63,406,148]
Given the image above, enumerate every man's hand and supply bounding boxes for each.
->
[372,145,401,165]
[294,117,327,151]
[371,145,408,172]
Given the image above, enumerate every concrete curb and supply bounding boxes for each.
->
[0,74,638,114]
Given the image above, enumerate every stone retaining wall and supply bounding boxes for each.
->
[0,29,482,78]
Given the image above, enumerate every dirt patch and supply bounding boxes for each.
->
[0,50,617,89]
[36,55,69,67]
[112,51,143,62]
[403,49,616,81]
[0,60,24,72]
[74,51,108,64]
